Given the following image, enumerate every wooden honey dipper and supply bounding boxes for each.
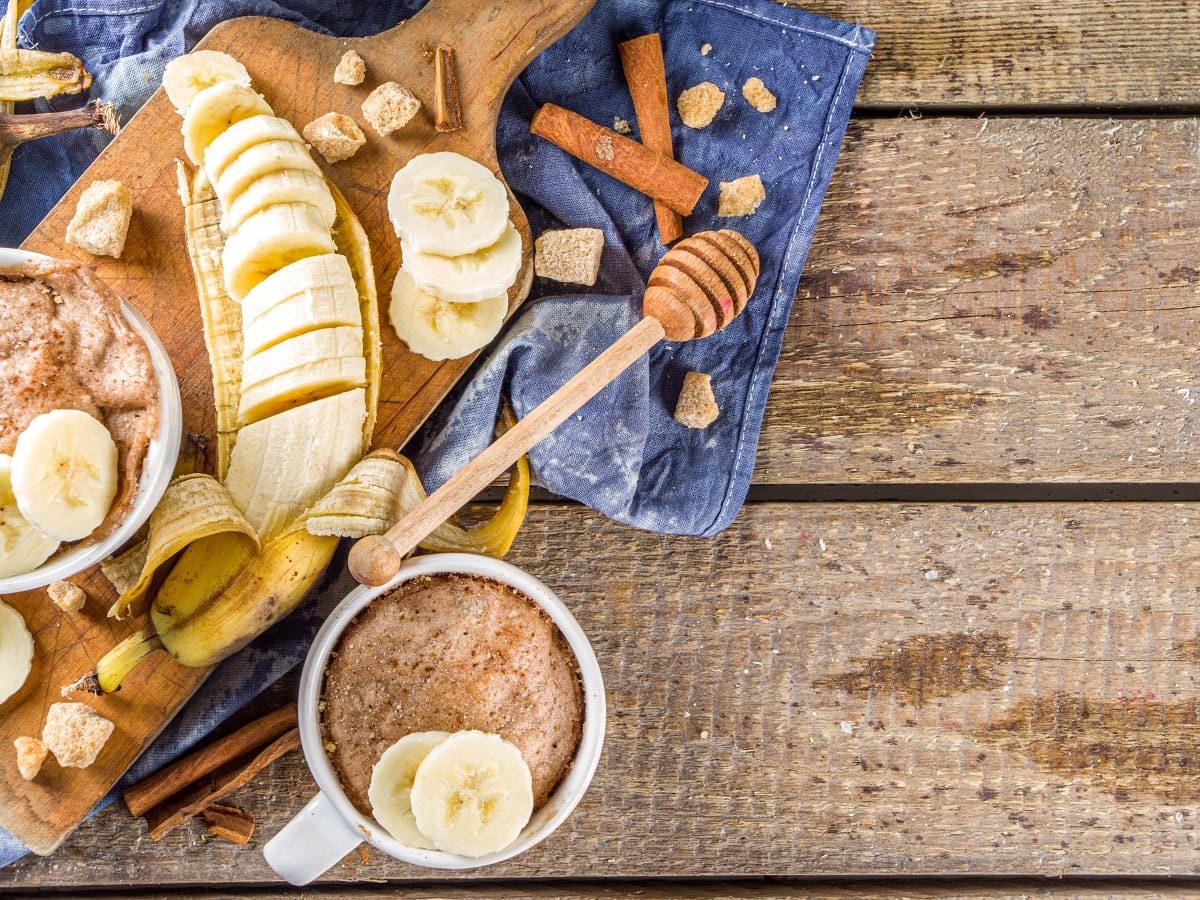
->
[348,229,761,586]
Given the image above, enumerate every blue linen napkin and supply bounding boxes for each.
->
[0,0,871,866]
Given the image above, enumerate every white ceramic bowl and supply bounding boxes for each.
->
[0,248,183,594]
[264,553,607,885]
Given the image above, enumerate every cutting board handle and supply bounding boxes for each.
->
[369,0,596,115]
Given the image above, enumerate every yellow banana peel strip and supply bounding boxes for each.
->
[329,179,381,452]
[180,163,242,479]
[305,445,530,559]
[110,474,259,620]
[0,48,90,101]
[100,539,149,595]
[153,520,338,669]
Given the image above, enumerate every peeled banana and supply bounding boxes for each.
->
[85,49,531,696]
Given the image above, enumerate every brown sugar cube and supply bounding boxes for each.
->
[14,736,47,781]
[677,82,724,129]
[361,82,421,136]
[674,371,719,428]
[334,49,366,86]
[535,228,605,286]
[303,112,366,163]
[65,179,132,258]
[42,702,114,769]
[742,77,777,113]
[717,174,766,217]
[48,580,86,613]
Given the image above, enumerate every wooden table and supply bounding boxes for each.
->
[6,0,1200,896]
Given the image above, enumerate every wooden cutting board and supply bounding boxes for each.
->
[0,0,594,856]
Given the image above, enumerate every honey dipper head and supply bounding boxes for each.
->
[643,230,761,341]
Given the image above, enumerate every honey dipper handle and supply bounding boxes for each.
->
[348,315,668,586]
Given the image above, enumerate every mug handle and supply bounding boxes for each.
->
[263,791,363,885]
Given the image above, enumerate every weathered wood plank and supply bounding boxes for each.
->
[12,502,1200,886]
[792,0,1200,108]
[754,116,1200,484]
[54,880,1200,899]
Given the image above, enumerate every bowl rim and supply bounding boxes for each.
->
[295,552,607,870]
[0,248,183,594]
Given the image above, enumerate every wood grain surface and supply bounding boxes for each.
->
[12,502,1200,886]
[0,0,594,857]
[44,882,1200,899]
[795,0,1200,108]
[754,116,1200,484]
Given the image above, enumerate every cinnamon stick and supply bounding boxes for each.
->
[434,44,462,133]
[202,803,256,845]
[144,727,301,841]
[531,103,707,216]
[124,704,297,817]
[618,34,683,245]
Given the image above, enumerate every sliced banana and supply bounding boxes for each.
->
[409,730,534,858]
[181,81,273,165]
[213,140,321,212]
[0,454,59,579]
[368,731,450,848]
[242,254,361,357]
[389,269,506,362]
[0,600,33,706]
[11,410,118,542]
[221,202,337,301]
[162,49,252,115]
[388,152,509,256]
[203,114,301,183]
[222,169,336,234]
[238,325,366,426]
[225,388,367,539]
[402,223,522,305]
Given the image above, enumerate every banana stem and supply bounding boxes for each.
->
[0,100,118,167]
[93,630,163,694]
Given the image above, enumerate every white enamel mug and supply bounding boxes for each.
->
[264,553,607,885]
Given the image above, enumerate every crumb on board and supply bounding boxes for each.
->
[613,116,632,135]
[65,180,132,258]
[361,82,421,136]
[303,112,367,163]
[48,580,86,613]
[700,43,713,56]
[677,82,724,129]
[535,228,605,286]
[334,49,366,86]
[674,371,719,428]
[742,76,777,113]
[718,174,766,217]
[14,736,47,781]
[42,702,114,769]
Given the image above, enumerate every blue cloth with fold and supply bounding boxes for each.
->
[0,0,871,867]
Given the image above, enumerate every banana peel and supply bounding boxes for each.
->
[109,474,258,619]
[0,48,89,102]
[178,163,242,479]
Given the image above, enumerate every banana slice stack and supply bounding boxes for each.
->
[387,152,521,362]
[163,51,378,539]
[369,729,534,857]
